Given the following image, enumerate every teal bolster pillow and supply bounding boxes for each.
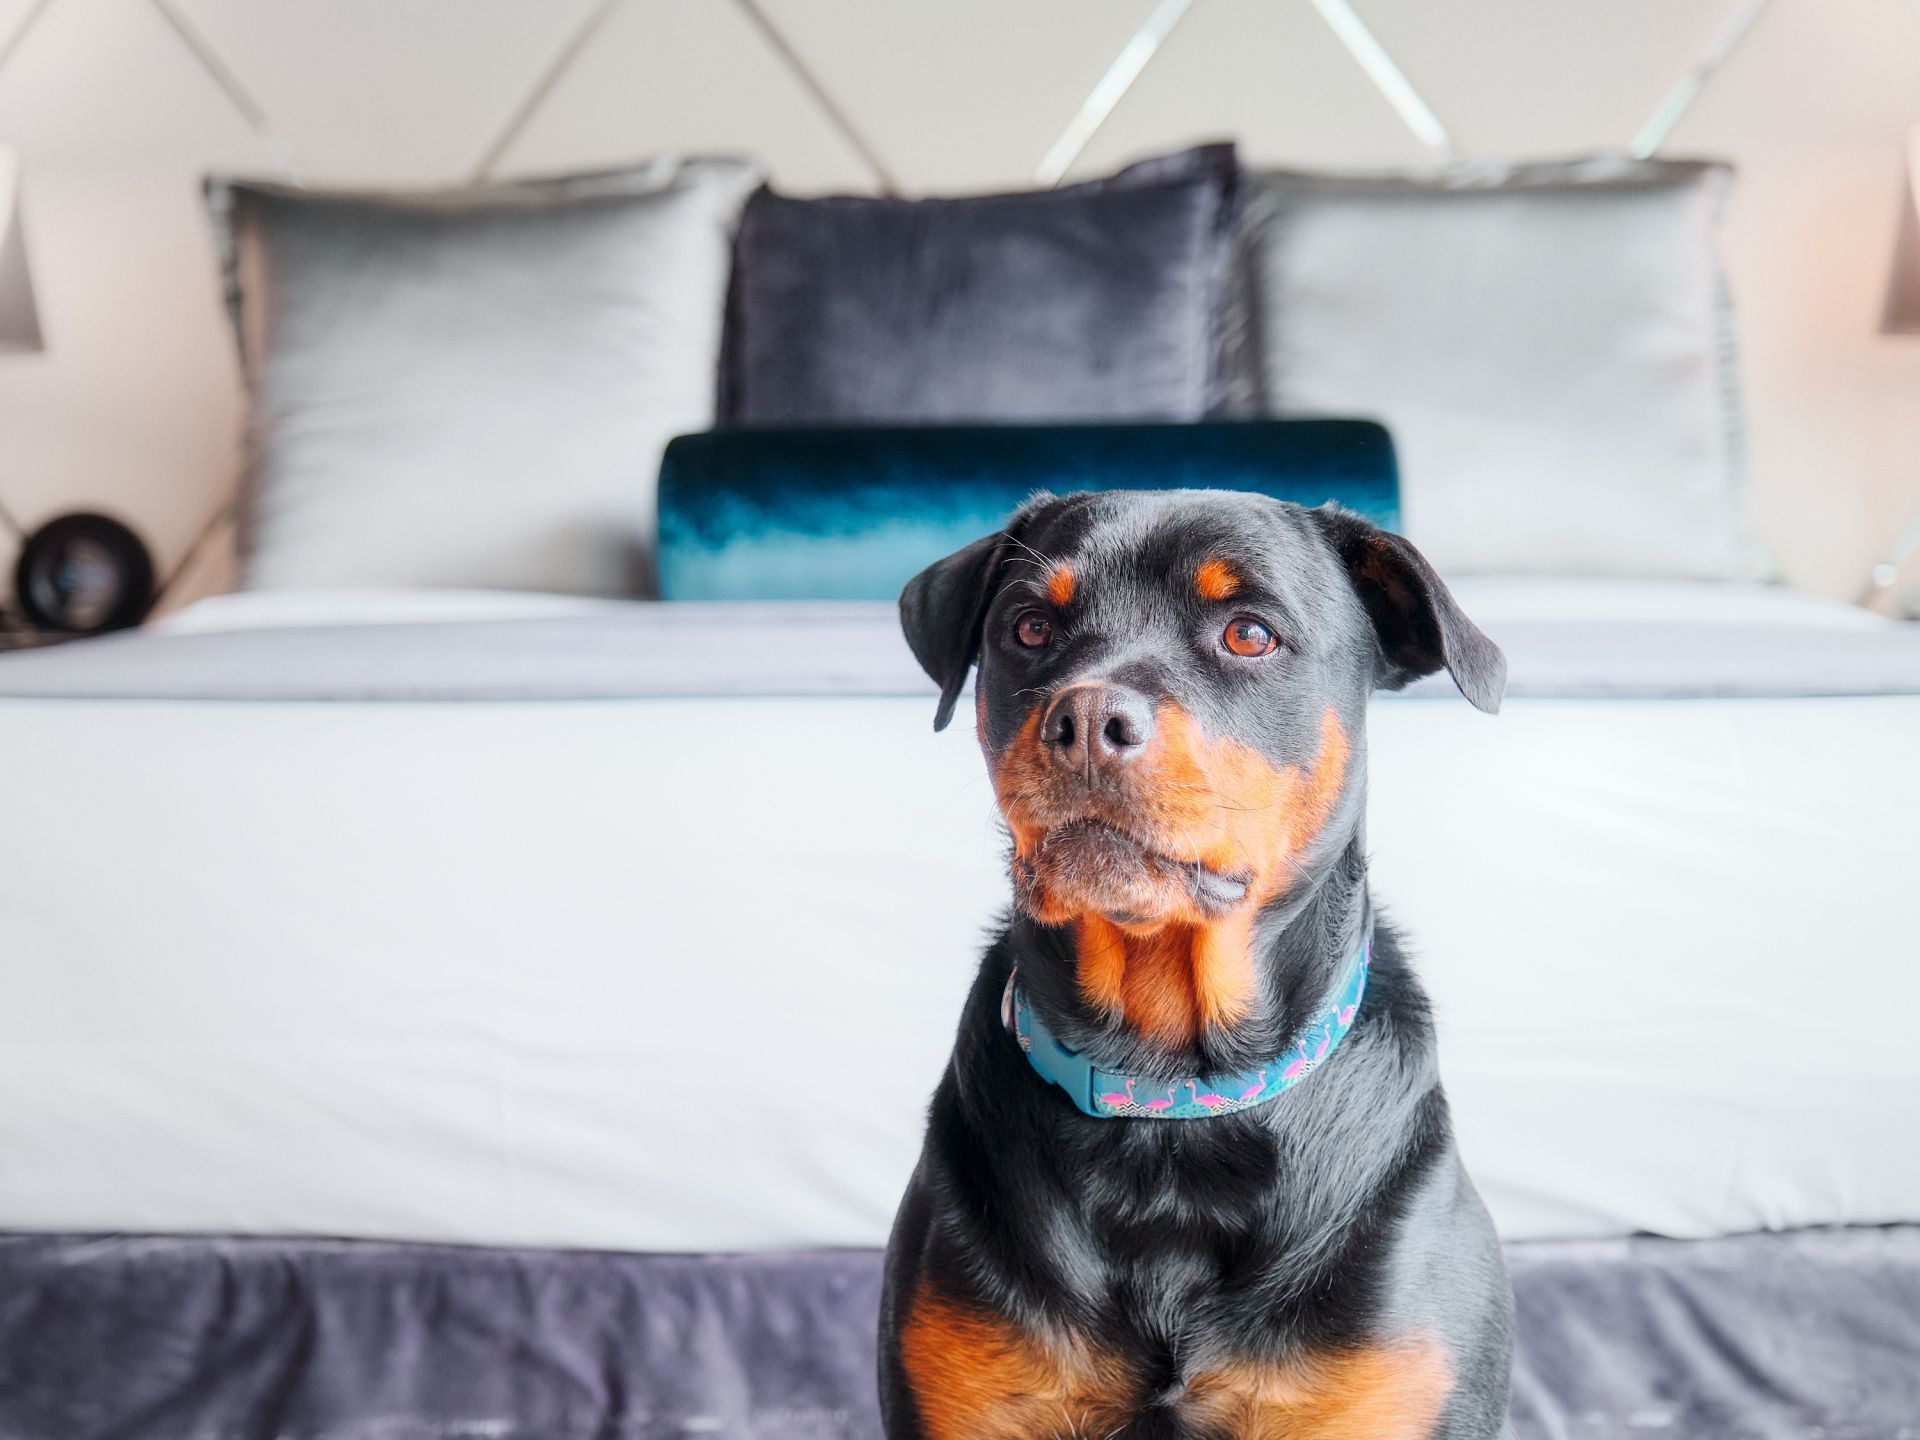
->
[655,421,1400,602]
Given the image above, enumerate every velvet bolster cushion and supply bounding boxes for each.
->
[655,421,1399,601]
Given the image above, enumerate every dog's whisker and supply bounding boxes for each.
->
[1003,535,1060,572]
[944,773,992,803]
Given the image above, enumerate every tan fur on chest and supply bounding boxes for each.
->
[900,1285,1452,1440]
[995,705,1351,1048]
[1185,1340,1454,1438]
[899,1288,1133,1440]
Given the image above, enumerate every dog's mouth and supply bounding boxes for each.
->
[1015,816,1251,925]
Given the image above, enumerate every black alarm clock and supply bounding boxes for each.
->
[14,512,155,634]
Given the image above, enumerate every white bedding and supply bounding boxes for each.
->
[3,580,1917,1251]
[154,576,1888,636]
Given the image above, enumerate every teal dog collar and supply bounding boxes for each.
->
[1004,941,1370,1119]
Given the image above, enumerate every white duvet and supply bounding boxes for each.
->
[3,579,1916,1251]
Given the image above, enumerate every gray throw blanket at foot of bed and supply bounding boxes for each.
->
[2,1227,1916,1440]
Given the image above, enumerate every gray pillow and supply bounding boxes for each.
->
[719,145,1239,425]
[208,158,761,596]
[1233,158,1754,579]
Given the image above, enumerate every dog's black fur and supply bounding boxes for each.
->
[881,491,1515,1440]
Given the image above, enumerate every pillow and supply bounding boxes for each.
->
[655,420,1398,601]
[718,145,1240,426]
[1232,158,1753,579]
[207,158,761,596]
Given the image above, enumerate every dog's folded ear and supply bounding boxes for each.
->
[901,495,1055,732]
[901,531,1008,731]
[1313,506,1507,714]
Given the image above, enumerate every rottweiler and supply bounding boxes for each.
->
[881,491,1515,1439]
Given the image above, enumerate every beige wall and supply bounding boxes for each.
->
[0,0,1916,606]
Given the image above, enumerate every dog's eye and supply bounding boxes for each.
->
[1221,616,1279,658]
[1014,610,1055,649]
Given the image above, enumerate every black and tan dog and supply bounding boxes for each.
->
[881,491,1515,1439]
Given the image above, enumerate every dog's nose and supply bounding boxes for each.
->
[1041,684,1156,772]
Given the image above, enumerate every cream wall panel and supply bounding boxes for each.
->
[1069,0,1434,179]
[0,0,45,59]
[0,0,264,163]
[493,0,876,193]
[1675,0,1920,151]
[0,0,1915,605]
[1669,0,1920,598]
[755,0,1159,193]
[173,0,607,185]
[1355,0,1729,159]
[0,0,268,585]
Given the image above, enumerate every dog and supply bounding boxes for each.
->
[879,490,1515,1440]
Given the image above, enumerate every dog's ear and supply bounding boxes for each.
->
[900,495,1054,732]
[901,531,1008,731]
[1312,506,1506,714]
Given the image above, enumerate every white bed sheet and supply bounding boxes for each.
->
[154,576,1885,637]
[3,582,1916,1251]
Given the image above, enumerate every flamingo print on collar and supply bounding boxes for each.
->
[1003,940,1370,1120]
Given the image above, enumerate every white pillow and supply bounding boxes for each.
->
[208,158,762,596]
[1233,158,1755,580]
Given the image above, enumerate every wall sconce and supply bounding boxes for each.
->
[1862,126,1920,613]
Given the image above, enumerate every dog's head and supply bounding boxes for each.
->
[903,492,1503,956]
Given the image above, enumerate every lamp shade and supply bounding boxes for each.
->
[1886,127,1920,336]
[0,144,43,353]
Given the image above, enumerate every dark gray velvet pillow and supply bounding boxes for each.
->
[719,145,1238,425]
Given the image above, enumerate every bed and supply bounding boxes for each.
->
[4,576,1918,1250]
[3,576,1919,1435]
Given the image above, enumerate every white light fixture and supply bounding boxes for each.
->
[1861,126,1920,610]
[1883,126,1920,335]
[0,143,42,353]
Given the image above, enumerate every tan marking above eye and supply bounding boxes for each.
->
[1046,565,1075,606]
[1195,557,1241,602]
